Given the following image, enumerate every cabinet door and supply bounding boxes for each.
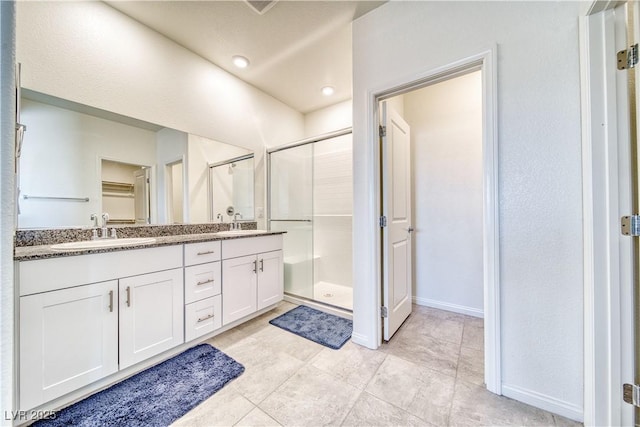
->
[257,250,284,310]
[119,268,184,369]
[222,254,257,325]
[20,280,118,410]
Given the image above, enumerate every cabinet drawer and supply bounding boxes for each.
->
[184,241,221,266]
[184,262,221,304]
[18,245,182,296]
[185,295,221,342]
[222,235,283,260]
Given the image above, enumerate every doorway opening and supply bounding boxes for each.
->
[165,159,185,224]
[373,50,500,393]
[100,159,150,225]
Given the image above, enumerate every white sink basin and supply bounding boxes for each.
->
[215,230,269,237]
[50,237,157,251]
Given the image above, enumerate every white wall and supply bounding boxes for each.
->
[0,1,16,419]
[402,71,483,316]
[16,1,304,155]
[304,99,352,137]
[353,1,583,420]
[19,99,157,228]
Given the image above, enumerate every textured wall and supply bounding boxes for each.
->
[0,1,15,418]
[352,1,583,419]
[16,1,304,152]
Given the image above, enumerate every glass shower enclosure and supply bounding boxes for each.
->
[267,129,353,310]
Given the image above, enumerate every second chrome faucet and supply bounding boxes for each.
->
[90,212,116,239]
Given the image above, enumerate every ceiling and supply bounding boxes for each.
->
[105,1,385,114]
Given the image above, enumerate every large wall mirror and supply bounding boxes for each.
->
[18,90,254,229]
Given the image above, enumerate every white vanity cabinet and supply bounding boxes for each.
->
[119,268,184,369]
[19,280,119,411]
[15,233,283,412]
[222,235,283,325]
[17,245,182,410]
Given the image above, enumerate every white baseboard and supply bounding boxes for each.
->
[413,296,484,318]
[501,384,583,423]
[351,331,375,349]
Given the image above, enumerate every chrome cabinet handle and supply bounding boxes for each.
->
[253,260,257,273]
[197,313,214,323]
[196,278,215,286]
[260,259,264,272]
[108,290,114,312]
[126,286,131,307]
[197,250,215,256]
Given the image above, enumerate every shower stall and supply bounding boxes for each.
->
[267,129,353,311]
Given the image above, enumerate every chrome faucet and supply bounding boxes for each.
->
[233,213,242,230]
[90,213,99,240]
[101,213,110,238]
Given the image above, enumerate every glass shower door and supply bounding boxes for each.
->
[268,144,314,299]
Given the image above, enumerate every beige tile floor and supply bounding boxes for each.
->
[172,302,582,427]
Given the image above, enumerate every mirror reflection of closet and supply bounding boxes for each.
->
[208,154,255,222]
[166,159,185,224]
[101,159,150,225]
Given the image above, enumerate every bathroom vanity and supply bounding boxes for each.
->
[14,228,283,414]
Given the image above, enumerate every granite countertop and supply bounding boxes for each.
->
[14,231,285,261]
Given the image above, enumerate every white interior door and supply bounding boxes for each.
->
[133,168,150,224]
[381,101,413,341]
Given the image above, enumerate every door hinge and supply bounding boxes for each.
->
[618,44,639,70]
[624,383,640,407]
[621,215,640,236]
[381,306,388,318]
[379,125,386,138]
[379,216,387,228]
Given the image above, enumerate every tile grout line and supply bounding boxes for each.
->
[446,318,466,426]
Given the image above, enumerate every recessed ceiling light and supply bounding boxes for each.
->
[322,86,335,96]
[232,55,250,69]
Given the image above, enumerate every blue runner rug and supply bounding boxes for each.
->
[269,305,352,349]
[34,343,244,427]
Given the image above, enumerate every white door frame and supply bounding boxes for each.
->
[580,3,634,426]
[368,48,501,394]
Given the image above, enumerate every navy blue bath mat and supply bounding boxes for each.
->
[269,305,352,349]
[34,343,244,427]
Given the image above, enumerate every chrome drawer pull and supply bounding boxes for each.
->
[126,286,131,307]
[196,278,215,286]
[197,250,215,255]
[197,313,214,323]
[108,290,114,312]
